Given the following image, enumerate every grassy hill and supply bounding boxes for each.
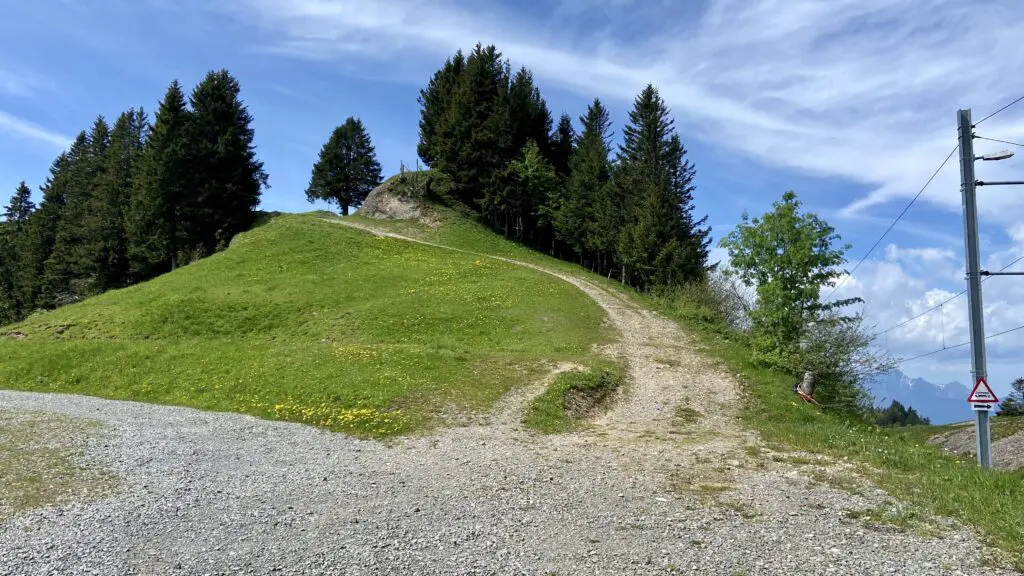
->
[0,213,610,436]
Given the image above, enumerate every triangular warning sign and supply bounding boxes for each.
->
[967,377,999,404]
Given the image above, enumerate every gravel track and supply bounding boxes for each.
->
[0,222,1012,575]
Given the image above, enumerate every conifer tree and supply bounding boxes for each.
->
[550,113,575,180]
[507,67,552,161]
[306,117,382,216]
[0,221,14,324]
[129,81,190,277]
[616,85,709,288]
[186,70,267,255]
[17,155,68,309]
[554,100,611,264]
[3,182,35,229]
[418,51,465,167]
[433,44,511,207]
[0,182,36,322]
[44,123,106,303]
[86,108,148,289]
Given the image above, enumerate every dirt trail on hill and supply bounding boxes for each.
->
[0,220,1013,575]
[333,219,742,444]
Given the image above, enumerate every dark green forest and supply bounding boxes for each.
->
[417,44,712,288]
[0,70,267,324]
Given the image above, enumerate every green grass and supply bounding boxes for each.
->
[0,214,609,437]
[523,363,625,433]
[648,291,1024,569]
[844,503,944,538]
[0,410,116,519]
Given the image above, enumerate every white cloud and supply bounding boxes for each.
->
[199,0,1024,225]
[0,68,48,98]
[884,244,956,265]
[0,110,71,149]
[834,241,1024,369]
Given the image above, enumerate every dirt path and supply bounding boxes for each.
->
[0,220,1012,575]
[333,219,743,444]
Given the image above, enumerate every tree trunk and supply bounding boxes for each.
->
[341,203,350,216]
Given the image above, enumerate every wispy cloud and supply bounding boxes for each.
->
[200,0,1024,224]
[0,110,71,149]
[0,68,48,98]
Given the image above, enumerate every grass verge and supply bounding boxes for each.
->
[0,214,609,438]
[647,290,1024,569]
[523,363,625,433]
[0,410,116,520]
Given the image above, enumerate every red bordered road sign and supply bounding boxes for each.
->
[967,377,999,404]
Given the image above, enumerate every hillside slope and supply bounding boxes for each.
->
[0,213,609,436]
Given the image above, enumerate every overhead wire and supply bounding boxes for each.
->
[975,135,1024,148]
[975,94,1024,125]
[897,324,1024,365]
[874,253,1024,337]
[822,145,959,304]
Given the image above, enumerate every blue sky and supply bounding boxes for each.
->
[3,0,1024,396]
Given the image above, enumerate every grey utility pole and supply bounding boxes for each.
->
[957,108,992,468]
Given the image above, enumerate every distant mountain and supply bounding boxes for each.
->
[866,370,974,425]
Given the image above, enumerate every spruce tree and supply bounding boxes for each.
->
[306,117,383,216]
[434,44,511,207]
[186,70,268,255]
[129,81,190,277]
[18,155,69,309]
[418,51,465,167]
[616,85,709,288]
[0,221,14,324]
[507,67,552,161]
[0,182,36,322]
[550,113,576,180]
[87,108,148,289]
[43,124,105,303]
[4,182,35,229]
[555,100,611,264]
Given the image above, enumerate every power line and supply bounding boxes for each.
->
[898,342,968,364]
[874,253,1024,336]
[822,145,959,304]
[896,323,1024,365]
[975,135,1024,148]
[975,94,1024,125]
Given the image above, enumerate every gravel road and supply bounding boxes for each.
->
[0,222,1012,575]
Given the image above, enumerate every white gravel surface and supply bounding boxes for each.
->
[0,222,1012,575]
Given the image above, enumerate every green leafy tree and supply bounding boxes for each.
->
[500,141,559,241]
[998,378,1024,417]
[129,81,190,277]
[616,85,709,288]
[417,50,465,167]
[306,117,383,216]
[185,70,268,255]
[719,191,862,372]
